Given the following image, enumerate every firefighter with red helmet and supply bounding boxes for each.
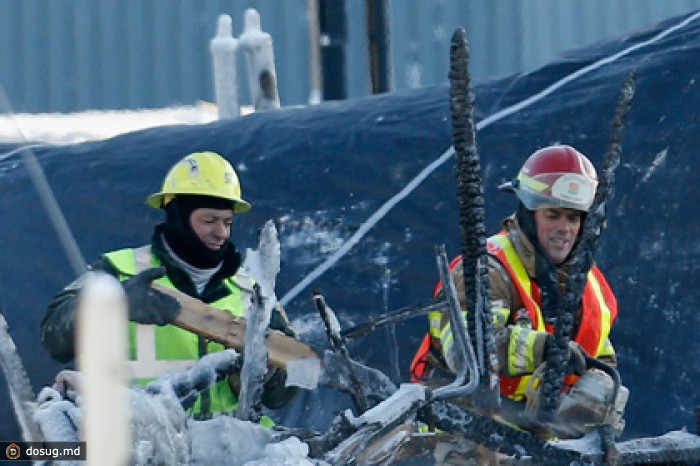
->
[411,145,626,439]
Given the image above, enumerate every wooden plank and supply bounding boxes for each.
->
[152,283,319,369]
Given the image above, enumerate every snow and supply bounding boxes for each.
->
[0,103,261,146]
[0,104,219,144]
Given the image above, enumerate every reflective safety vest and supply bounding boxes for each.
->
[104,245,254,414]
[487,234,617,399]
[412,232,618,400]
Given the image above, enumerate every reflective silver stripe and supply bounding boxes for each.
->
[128,245,194,379]
[124,358,195,379]
[134,245,152,273]
[508,326,538,375]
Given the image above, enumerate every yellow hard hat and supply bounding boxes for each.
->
[146,151,252,213]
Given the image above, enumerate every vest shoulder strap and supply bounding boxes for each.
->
[134,245,153,273]
[104,247,138,277]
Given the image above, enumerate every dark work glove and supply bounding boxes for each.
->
[123,267,181,325]
[544,336,588,376]
[566,341,588,376]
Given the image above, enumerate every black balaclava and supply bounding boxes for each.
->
[516,202,561,324]
[162,195,236,269]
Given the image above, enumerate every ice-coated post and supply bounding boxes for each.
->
[307,0,323,104]
[239,8,281,110]
[210,14,240,119]
[77,272,130,466]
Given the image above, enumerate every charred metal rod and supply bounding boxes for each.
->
[538,71,636,419]
[340,298,448,342]
[432,245,479,400]
[313,290,370,413]
[449,26,499,407]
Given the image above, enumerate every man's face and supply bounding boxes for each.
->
[534,207,582,264]
[190,207,234,250]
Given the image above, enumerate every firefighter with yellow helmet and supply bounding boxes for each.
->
[41,151,298,420]
[411,145,626,440]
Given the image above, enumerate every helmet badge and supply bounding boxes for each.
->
[185,157,199,177]
[551,173,593,205]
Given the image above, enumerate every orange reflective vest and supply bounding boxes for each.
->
[411,232,618,400]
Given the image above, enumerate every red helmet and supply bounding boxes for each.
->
[500,145,598,212]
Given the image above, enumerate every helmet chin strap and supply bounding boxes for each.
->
[516,203,561,324]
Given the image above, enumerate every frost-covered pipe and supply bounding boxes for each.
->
[239,9,280,110]
[432,245,479,401]
[77,272,130,466]
[0,312,43,442]
[210,14,240,119]
[307,0,322,105]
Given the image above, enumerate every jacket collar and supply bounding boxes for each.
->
[502,214,537,278]
[151,224,242,301]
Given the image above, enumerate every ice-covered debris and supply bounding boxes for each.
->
[158,349,242,410]
[130,379,190,465]
[32,349,328,465]
[189,416,318,465]
[318,351,397,401]
[242,220,281,304]
[0,312,42,442]
[614,430,700,461]
[345,383,427,428]
[323,387,424,466]
[34,369,191,465]
[236,285,270,422]
[285,356,322,390]
[34,385,81,442]
[324,420,417,466]
[551,430,602,455]
[237,220,279,421]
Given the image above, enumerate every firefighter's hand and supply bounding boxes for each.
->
[566,341,588,375]
[123,267,181,325]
